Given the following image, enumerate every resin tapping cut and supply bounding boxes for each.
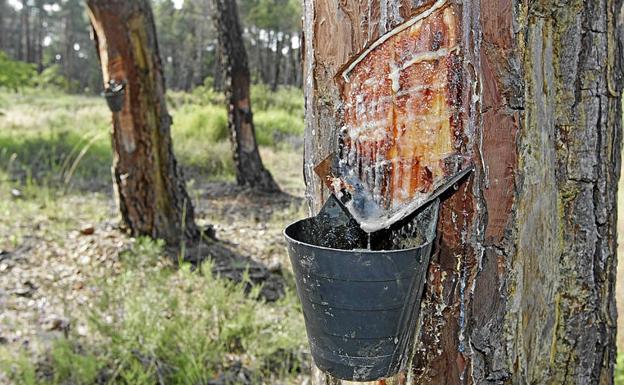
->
[332,1,470,232]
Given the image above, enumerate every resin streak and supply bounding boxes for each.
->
[334,4,467,231]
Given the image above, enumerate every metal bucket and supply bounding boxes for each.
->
[284,196,439,381]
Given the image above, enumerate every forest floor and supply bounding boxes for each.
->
[0,90,310,384]
[0,90,623,384]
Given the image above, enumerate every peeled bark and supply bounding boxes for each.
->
[303,0,622,384]
[87,0,199,245]
[213,0,279,192]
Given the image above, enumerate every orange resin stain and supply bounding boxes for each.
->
[335,2,467,229]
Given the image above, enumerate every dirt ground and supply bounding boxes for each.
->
[0,143,622,377]
[0,148,308,369]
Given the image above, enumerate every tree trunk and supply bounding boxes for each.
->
[288,34,298,87]
[302,0,623,384]
[87,0,200,245]
[264,29,274,84]
[256,28,264,84]
[63,8,73,83]
[20,5,29,62]
[213,0,279,192]
[212,40,223,91]
[35,5,43,73]
[0,0,6,51]
[272,32,283,91]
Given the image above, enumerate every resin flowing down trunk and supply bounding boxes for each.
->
[302,0,623,384]
[87,0,199,245]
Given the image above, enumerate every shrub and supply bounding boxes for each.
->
[617,353,624,385]
[173,104,229,143]
[254,109,304,147]
[191,77,225,106]
[0,51,37,91]
[0,238,307,385]
[35,65,70,90]
[251,84,303,116]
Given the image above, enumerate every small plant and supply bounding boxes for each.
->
[254,109,304,147]
[251,84,304,116]
[0,238,307,385]
[617,353,624,385]
[0,51,37,92]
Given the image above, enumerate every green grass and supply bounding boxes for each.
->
[0,86,304,188]
[0,86,307,384]
[0,238,307,385]
[0,90,111,189]
[617,353,624,385]
[254,109,304,147]
[250,85,304,116]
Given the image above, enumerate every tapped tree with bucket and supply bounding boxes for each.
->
[291,0,622,384]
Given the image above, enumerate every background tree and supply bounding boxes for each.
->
[239,0,301,90]
[0,1,302,92]
[302,0,623,384]
[153,0,216,91]
[213,0,279,192]
[87,0,199,245]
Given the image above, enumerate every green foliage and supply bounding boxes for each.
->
[171,103,236,179]
[251,84,304,116]
[254,109,304,147]
[48,340,102,385]
[240,0,301,32]
[0,350,38,385]
[0,238,307,385]
[171,82,304,150]
[191,77,226,106]
[617,353,624,385]
[173,104,229,143]
[0,84,303,188]
[0,51,37,91]
[0,93,112,189]
[35,65,72,90]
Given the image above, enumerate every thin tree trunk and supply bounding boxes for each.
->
[283,33,291,86]
[20,5,29,62]
[87,0,200,245]
[256,28,263,84]
[271,32,283,91]
[63,10,73,82]
[35,5,43,73]
[0,0,6,51]
[213,0,279,192]
[212,40,223,91]
[302,0,623,384]
[263,29,273,84]
[295,33,302,88]
[194,8,205,86]
[288,34,298,87]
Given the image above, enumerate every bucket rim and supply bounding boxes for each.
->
[282,216,437,254]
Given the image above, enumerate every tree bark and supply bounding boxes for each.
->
[213,0,279,192]
[87,0,200,245]
[20,5,30,62]
[0,0,6,51]
[272,32,283,91]
[256,28,264,84]
[302,0,622,384]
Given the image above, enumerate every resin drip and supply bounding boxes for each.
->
[321,0,470,233]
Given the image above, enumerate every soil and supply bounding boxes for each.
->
[0,178,307,372]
